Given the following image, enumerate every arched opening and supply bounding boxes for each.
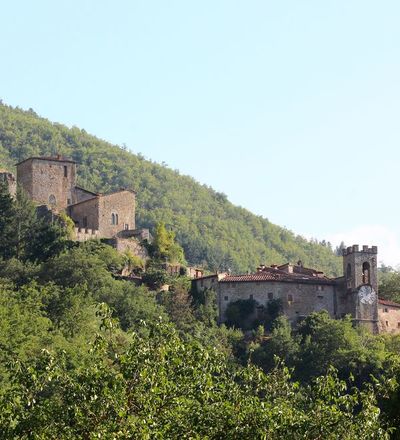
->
[48,194,57,207]
[362,261,371,284]
[111,213,119,226]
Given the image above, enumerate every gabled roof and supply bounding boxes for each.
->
[220,265,335,285]
[378,298,400,308]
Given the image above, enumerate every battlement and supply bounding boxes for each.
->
[74,227,100,242]
[342,244,378,256]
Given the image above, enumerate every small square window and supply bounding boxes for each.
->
[384,308,389,313]
[224,296,229,301]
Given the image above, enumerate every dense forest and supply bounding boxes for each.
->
[0,185,400,438]
[0,102,342,275]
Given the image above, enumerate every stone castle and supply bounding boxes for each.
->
[1,155,149,257]
[2,155,400,334]
[193,245,400,334]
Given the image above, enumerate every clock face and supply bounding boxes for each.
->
[358,285,376,305]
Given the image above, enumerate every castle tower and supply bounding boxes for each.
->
[0,170,17,198]
[16,156,77,211]
[342,245,378,332]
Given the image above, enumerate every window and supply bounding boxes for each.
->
[64,166,68,177]
[362,261,371,284]
[250,294,254,300]
[317,295,324,299]
[224,296,229,301]
[347,263,352,278]
[398,322,400,329]
[124,224,129,230]
[111,213,119,225]
[384,308,389,313]
[83,216,88,228]
[67,198,71,205]
[48,194,57,207]
[287,294,293,304]
[268,292,273,300]
[386,321,389,327]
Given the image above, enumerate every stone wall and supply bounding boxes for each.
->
[17,158,77,210]
[110,237,148,259]
[69,196,100,230]
[378,303,400,334]
[218,280,336,324]
[0,171,17,198]
[74,227,100,242]
[97,190,135,238]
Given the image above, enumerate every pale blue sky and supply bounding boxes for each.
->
[1,1,400,264]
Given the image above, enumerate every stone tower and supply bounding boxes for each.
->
[342,245,378,332]
[0,170,17,198]
[16,156,77,211]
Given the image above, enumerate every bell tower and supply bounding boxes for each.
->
[342,245,378,332]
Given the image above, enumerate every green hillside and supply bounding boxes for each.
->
[0,102,342,275]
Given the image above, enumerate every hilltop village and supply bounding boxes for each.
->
[2,155,400,334]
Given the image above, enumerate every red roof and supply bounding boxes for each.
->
[378,298,400,308]
[220,266,334,285]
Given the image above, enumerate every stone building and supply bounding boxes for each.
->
[7,155,149,254]
[378,299,400,333]
[193,244,400,334]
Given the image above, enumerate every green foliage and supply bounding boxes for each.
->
[0,315,391,439]
[226,298,257,330]
[0,184,69,263]
[0,102,342,275]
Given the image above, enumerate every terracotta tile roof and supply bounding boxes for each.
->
[378,298,400,308]
[220,266,335,285]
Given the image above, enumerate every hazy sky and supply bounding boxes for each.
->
[1,1,400,265]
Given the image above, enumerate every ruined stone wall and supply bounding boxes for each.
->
[218,281,336,324]
[69,197,99,230]
[97,191,135,238]
[378,304,400,334]
[17,158,76,210]
[110,237,148,259]
[0,172,17,198]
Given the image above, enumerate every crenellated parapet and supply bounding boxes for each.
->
[342,244,378,256]
[74,227,100,242]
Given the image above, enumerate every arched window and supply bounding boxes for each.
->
[48,194,57,207]
[362,262,371,284]
[111,213,119,225]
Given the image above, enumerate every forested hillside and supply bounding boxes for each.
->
[0,102,341,275]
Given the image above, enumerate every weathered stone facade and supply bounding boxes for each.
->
[378,299,400,333]
[13,155,148,259]
[0,170,17,198]
[17,157,77,210]
[68,190,136,239]
[192,244,400,334]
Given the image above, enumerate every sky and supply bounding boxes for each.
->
[1,1,400,266]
